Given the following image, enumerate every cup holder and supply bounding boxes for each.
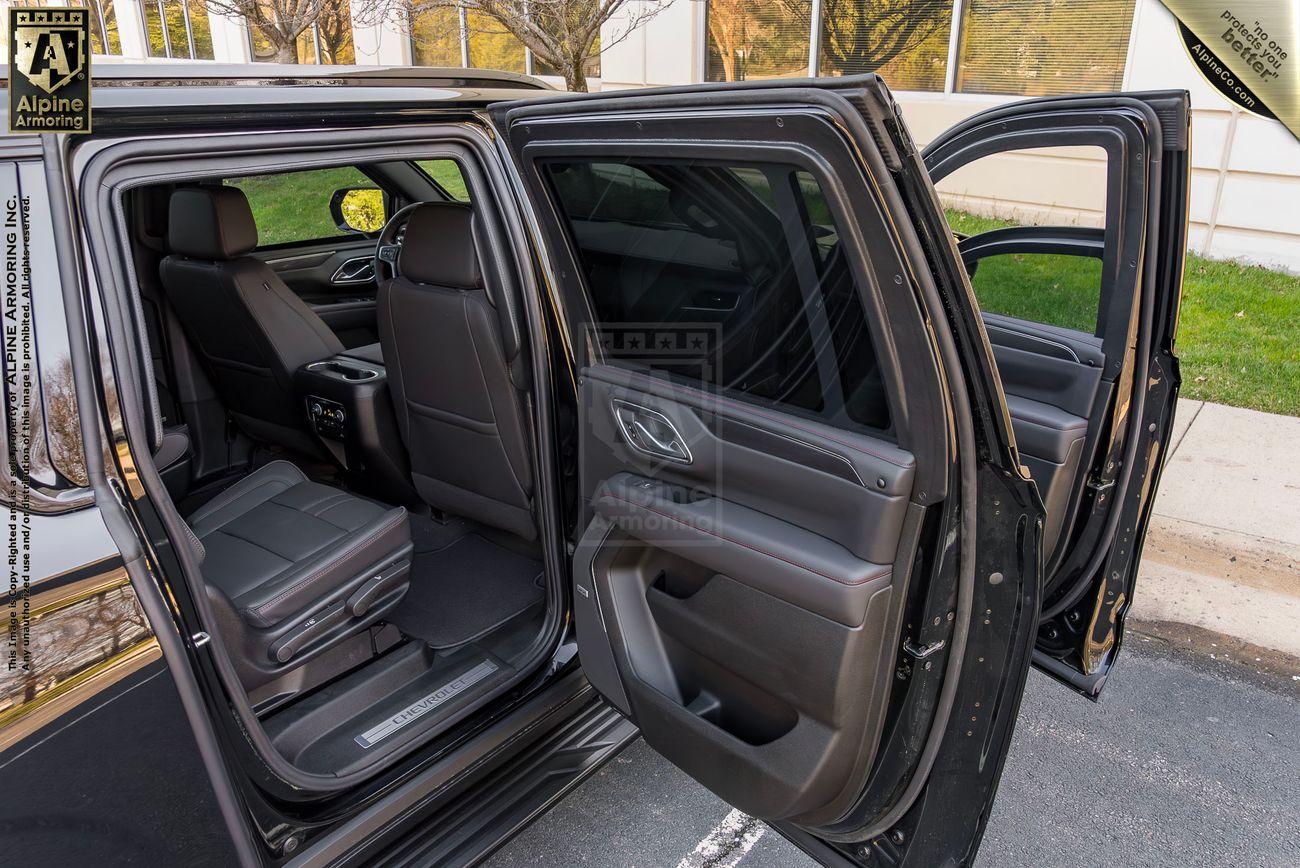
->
[307,360,380,382]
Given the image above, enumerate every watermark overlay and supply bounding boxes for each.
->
[8,7,92,134]
[1163,2,1296,138]
[4,192,33,675]
[583,322,727,547]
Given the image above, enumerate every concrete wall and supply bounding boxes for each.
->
[597,0,1300,274]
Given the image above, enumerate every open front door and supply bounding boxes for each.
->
[923,92,1191,695]
[492,76,1051,865]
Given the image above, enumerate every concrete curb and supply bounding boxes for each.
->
[1132,516,1300,658]
[1129,399,1300,658]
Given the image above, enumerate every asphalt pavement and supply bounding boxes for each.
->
[485,632,1300,867]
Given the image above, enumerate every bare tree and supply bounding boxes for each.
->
[317,0,356,63]
[813,0,951,76]
[357,0,669,92]
[205,0,329,63]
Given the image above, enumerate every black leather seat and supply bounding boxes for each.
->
[378,203,535,539]
[159,187,382,453]
[154,424,192,500]
[188,461,412,687]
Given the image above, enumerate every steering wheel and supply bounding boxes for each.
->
[375,202,424,283]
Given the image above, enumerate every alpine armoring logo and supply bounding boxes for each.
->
[8,7,92,134]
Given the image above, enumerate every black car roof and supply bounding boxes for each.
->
[83,62,552,91]
[0,62,556,125]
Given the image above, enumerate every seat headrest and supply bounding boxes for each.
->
[397,202,481,289]
[167,186,258,260]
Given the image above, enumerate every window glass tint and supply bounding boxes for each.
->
[2,159,91,504]
[416,159,471,202]
[955,0,1136,96]
[225,166,377,248]
[544,159,890,432]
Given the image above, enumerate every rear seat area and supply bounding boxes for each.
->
[188,461,413,688]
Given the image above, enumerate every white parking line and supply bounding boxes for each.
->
[676,808,766,868]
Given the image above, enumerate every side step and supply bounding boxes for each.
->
[369,691,639,867]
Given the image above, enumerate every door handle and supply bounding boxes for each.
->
[611,400,692,464]
[332,257,376,285]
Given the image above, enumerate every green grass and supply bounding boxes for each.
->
[945,210,1102,333]
[226,160,470,248]
[228,166,373,247]
[415,159,470,201]
[945,209,1300,417]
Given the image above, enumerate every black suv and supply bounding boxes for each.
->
[1,66,1189,867]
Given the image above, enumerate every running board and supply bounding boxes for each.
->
[264,642,518,776]
[367,694,639,867]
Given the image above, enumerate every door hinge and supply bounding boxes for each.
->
[902,637,945,660]
[191,631,211,649]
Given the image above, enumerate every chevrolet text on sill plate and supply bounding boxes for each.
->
[8,7,91,134]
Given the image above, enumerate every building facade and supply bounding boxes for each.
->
[3,0,1297,272]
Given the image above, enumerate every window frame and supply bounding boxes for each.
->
[925,107,1154,382]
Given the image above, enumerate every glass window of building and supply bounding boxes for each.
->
[248,0,354,64]
[3,0,122,56]
[466,10,526,73]
[705,0,811,81]
[144,0,214,60]
[80,0,123,55]
[534,34,601,79]
[955,0,1136,96]
[818,0,952,91]
[410,6,464,66]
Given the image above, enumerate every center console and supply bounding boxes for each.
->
[294,355,418,505]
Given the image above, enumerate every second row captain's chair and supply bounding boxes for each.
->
[377,203,535,539]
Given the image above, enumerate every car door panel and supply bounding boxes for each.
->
[497,78,1185,863]
[990,323,1103,552]
[925,91,1190,692]
[500,96,948,829]
[580,365,915,561]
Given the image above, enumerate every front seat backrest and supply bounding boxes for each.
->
[160,186,343,453]
[378,203,535,539]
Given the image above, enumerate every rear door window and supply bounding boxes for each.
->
[544,158,890,433]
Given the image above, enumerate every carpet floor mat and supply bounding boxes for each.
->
[390,532,544,649]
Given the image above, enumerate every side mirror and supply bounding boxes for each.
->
[329,187,386,235]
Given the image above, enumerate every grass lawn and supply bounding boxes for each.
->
[945,209,1300,417]
[227,160,470,247]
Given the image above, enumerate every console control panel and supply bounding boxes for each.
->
[308,396,347,440]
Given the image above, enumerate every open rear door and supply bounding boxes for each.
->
[923,92,1190,695]
[489,77,1176,864]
